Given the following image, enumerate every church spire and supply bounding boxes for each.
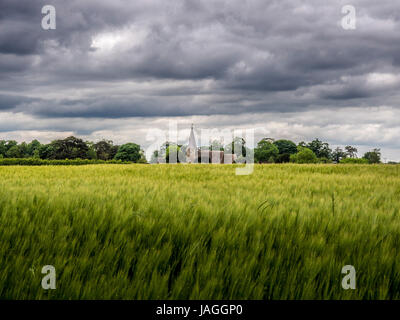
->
[187,124,197,163]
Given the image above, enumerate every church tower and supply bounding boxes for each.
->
[186,124,198,163]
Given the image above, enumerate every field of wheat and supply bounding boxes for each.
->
[0,164,399,299]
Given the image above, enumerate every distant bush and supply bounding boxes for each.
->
[0,158,134,166]
[339,158,369,164]
[290,147,317,164]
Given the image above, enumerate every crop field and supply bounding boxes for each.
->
[0,164,400,299]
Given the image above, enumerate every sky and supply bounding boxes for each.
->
[1,0,400,161]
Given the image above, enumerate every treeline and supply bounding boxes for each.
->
[0,158,131,166]
[254,138,385,164]
[0,136,147,163]
[0,135,394,165]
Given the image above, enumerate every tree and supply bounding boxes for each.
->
[307,138,332,159]
[150,150,160,164]
[136,151,148,163]
[225,137,247,158]
[345,145,358,158]
[18,142,29,158]
[32,149,40,159]
[166,145,185,163]
[151,141,181,162]
[0,140,6,157]
[114,143,142,162]
[64,136,89,159]
[158,141,172,158]
[290,147,317,164]
[5,145,23,158]
[273,139,297,155]
[43,136,89,159]
[86,141,98,160]
[94,140,119,160]
[332,147,347,163]
[273,139,297,163]
[27,140,42,157]
[363,148,381,164]
[1,140,18,157]
[5,140,17,151]
[298,141,307,148]
[254,138,279,163]
[38,143,56,159]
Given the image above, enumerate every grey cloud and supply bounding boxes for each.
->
[0,94,37,110]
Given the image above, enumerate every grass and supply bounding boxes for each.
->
[0,164,400,299]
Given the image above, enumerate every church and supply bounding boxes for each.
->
[186,125,236,164]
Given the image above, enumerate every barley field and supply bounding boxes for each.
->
[0,164,400,299]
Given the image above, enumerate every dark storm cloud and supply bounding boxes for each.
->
[1,0,400,119]
[15,95,286,118]
[0,0,48,55]
[0,94,37,110]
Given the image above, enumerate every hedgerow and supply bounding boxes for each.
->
[0,158,134,166]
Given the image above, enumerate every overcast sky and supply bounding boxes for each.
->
[1,0,400,161]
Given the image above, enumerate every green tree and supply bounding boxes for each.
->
[0,140,6,157]
[27,140,42,157]
[2,140,18,157]
[254,138,279,163]
[114,143,142,162]
[363,148,381,164]
[32,149,40,159]
[345,145,358,158]
[273,139,297,155]
[38,143,55,159]
[273,139,297,163]
[5,145,23,158]
[137,151,148,163]
[94,140,119,160]
[38,136,89,159]
[86,141,98,160]
[307,138,332,159]
[166,145,185,163]
[290,147,317,164]
[64,136,89,159]
[150,150,160,164]
[332,147,347,163]
[298,141,307,148]
[18,142,29,158]
[5,140,17,150]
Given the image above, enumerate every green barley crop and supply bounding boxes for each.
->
[0,164,400,299]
